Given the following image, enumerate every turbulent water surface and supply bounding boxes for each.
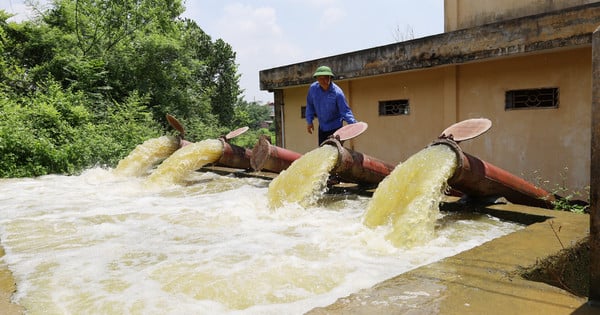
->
[0,166,523,315]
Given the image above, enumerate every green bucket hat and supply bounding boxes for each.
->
[313,66,334,77]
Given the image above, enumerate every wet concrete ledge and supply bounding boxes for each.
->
[307,201,594,315]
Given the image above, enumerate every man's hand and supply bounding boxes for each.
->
[307,124,314,134]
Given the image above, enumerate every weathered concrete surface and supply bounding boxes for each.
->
[259,3,600,91]
[307,201,595,315]
[447,0,599,31]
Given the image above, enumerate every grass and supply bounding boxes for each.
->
[520,232,589,297]
[526,167,590,214]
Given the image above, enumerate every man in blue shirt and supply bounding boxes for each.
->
[305,66,357,145]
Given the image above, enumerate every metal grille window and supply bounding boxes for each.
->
[379,99,410,116]
[505,88,559,110]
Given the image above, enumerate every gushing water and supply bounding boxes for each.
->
[144,139,223,188]
[113,136,180,177]
[364,145,458,247]
[0,141,523,315]
[267,145,338,208]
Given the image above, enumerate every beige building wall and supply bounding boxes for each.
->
[279,47,590,194]
[282,87,312,150]
[457,48,591,193]
[282,69,450,165]
[444,0,599,31]
[345,70,450,165]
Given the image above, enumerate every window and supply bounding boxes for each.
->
[301,106,317,119]
[505,88,559,110]
[379,99,410,116]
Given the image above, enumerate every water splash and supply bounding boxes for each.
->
[144,139,223,188]
[113,136,180,177]
[364,145,457,248]
[267,145,338,208]
[0,166,523,314]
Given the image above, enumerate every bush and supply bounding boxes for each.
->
[0,82,161,177]
[228,128,275,149]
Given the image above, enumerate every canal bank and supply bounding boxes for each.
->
[0,195,594,314]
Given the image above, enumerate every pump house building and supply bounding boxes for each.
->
[259,0,600,195]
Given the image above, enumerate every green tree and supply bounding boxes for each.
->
[206,39,241,127]
[233,100,273,130]
[5,0,241,125]
[0,0,250,177]
[0,80,160,177]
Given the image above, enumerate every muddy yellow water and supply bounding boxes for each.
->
[364,145,457,247]
[113,136,180,177]
[144,139,223,187]
[0,140,526,314]
[267,145,338,208]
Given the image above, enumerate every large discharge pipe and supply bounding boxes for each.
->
[250,135,395,187]
[248,120,556,208]
[321,138,396,187]
[429,138,556,209]
[251,135,302,173]
[166,114,253,171]
[216,138,253,170]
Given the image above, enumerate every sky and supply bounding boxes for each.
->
[1,0,444,104]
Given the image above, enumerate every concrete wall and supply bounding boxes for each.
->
[282,68,448,165]
[280,47,591,193]
[444,0,599,31]
[457,48,591,193]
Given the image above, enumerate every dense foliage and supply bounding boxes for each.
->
[0,1,274,177]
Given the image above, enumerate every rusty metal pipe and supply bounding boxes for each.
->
[430,139,556,209]
[322,138,396,187]
[250,135,302,173]
[216,138,252,170]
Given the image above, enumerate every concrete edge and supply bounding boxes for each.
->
[307,201,593,315]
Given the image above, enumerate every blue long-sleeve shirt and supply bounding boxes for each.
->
[305,81,357,132]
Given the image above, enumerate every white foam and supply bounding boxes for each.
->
[0,168,523,314]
